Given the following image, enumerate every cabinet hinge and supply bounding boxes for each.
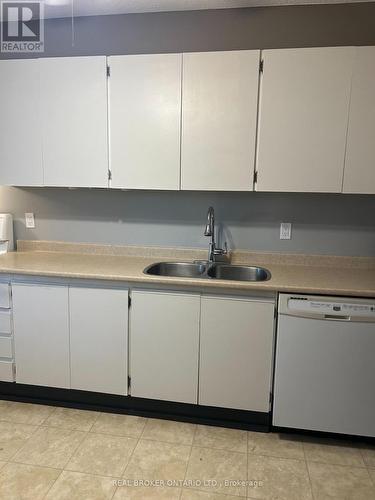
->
[108,170,112,181]
[253,171,258,185]
[127,376,131,390]
[106,65,110,77]
[259,59,264,73]
[128,296,131,308]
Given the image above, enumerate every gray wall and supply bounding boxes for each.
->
[1,3,375,256]
[2,188,375,256]
[1,2,375,59]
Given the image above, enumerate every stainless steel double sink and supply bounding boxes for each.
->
[144,261,271,282]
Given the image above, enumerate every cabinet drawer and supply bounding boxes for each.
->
[0,337,12,358]
[0,361,14,382]
[0,310,11,334]
[0,284,10,309]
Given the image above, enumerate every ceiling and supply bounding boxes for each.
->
[42,0,374,19]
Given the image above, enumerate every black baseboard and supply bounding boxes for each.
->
[0,382,270,432]
[273,425,375,444]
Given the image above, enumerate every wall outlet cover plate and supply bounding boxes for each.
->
[25,213,35,229]
[280,222,292,240]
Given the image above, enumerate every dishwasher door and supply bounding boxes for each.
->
[273,294,375,437]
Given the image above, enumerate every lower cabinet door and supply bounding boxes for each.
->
[12,284,70,389]
[130,290,200,404]
[199,296,275,412]
[69,287,128,395]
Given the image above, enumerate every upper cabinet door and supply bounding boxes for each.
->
[109,54,182,190]
[181,50,260,191]
[256,47,354,192]
[343,47,375,194]
[0,60,43,186]
[40,56,108,188]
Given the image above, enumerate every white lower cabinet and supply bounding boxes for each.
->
[0,282,15,383]
[130,290,275,412]
[12,283,129,393]
[199,295,275,412]
[0,361,14,383]
[11,281,275,414]
[69,287,128,395]
[130,290,200,404]
[0,284,11,309]
[12,284,70,389]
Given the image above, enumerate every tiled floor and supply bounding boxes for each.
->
[0,400,374,499]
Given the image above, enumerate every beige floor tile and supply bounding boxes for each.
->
[361,443,375,468]
[194,426,247,453]
[0,461,6,470]
[0,462,61,500]
[303,437,365,467]
[247,431,305,460]
[12,426,86,468]
[185,447,247,497]
[66,432,137,477]
[43,407,100,431]
[181,488,240,499]
[124,439,190,482]
[0,421,38,460]
[369,468,375,485]
[308,462,375,500]
[92,412,147,438]
[45,470,117,500]
[0,400,55,425]
[114,484,181,498]
[247,455,312,500]
[142,418,196,445]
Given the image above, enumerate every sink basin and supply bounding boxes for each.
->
[207,264,271,282]
[144,261,271,282]
[144,261,207,278]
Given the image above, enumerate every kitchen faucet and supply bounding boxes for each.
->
[204,207,229,263]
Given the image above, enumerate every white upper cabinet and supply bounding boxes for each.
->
[109,54,182,190]
[343,47,375,194]
[181,50,260,191]
[0,60,43,186]
[40,56,108,188]
[256,47,354,192]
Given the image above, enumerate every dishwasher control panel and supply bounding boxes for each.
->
[279,294,375,322]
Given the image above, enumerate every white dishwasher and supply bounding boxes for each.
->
[273,294,375,437]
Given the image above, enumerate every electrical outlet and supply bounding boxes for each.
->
[280,222,292,240]
[25,213,35,229]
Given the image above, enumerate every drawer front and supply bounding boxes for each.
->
[0,337,12,358]
[0,310,11,335]
[0,284,10,309]
[0,361,14,382]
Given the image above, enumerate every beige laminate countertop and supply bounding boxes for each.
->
[0,241,374,298]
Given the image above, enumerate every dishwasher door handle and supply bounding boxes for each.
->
[324,314,351,321]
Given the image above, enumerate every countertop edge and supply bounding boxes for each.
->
[1,267,374,299]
